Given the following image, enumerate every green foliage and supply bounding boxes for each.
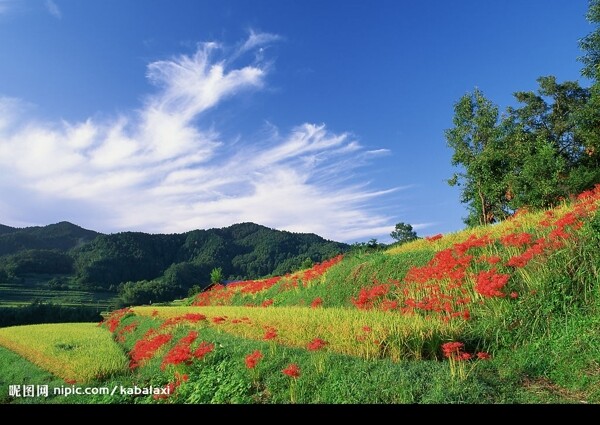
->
[210,267,223,285]
[445,88,510,226]
[573,81,600,169]
[0,346,65,404]
[117,279,182,307]
[73,222,347,295]
[164,262,205,289]
[504,76,592,209]
[0,221,99,257]
[300,257,313,269]
[1,249,73,277]
[579,0,600,80]
[0,302,102,328]
[73,232,183,289]
[447,76,599,224]
[0,220,347,306]
[390,222,418,244]
[447,0,600,224]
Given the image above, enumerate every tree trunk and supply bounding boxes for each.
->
[477,182,488,226]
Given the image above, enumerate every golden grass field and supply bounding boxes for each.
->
[0,323,128,383]
[134,305,462,361]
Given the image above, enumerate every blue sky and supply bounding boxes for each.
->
[0,0,592,242]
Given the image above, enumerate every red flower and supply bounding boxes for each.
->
[381,300,399,311]
[193,341,215,360]
[310,297,323,308]
[103,308,133,333]
[129,333,173,369]
[245,350,263,369]
[362,326,372,333]
[263,327,277,341]
[474,269,510,298]
[306,338,328,351]
[486,255,502,265]
[459,352,472,361]
[476,352,491,360]
[500,232,533,247]
[351,283,390,310]
[510,292,518,299]
[261,299,274,308]
[425,234,443,242]
[160,331,198,370]
[441,341,464,358]
[282,363,301,378]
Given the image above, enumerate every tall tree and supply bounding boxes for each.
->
[390,222,418,244]
[576,0,600,173]
[504,76,591,208]
[445,89,511,226]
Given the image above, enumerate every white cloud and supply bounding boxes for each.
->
[0,32,399,242]
[44,0,61,19]
[239,29,281,53]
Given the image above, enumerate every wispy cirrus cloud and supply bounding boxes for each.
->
[44,0,61,19]
[0,32,400,241]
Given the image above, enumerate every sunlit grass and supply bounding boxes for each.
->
[0,323,128,383]
[134,305,462,361]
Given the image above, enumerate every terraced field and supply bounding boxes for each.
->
[0,278,117,309]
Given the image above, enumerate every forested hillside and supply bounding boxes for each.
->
[0,221,348,306]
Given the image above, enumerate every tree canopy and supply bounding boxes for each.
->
[446,2,600,226]
[390,222,418,244]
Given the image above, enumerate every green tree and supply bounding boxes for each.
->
[390,222,418,244]
[575,0,600,174]
[300,257,313,269]
[505,76,592,208]
[210,267,223,285]
[445,88,511,226]
[579,0,600,80]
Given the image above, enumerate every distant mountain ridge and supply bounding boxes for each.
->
[0,221,100,256]
[0,221,349,305]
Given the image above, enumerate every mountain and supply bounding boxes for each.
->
[0,221,349,305]
[73,222,348,289]
[0,221,100,256]
[0,224,17,235]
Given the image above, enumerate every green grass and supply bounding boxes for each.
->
[95,314,541,404]
[0,346,65,404]
[201,250,435,309]
[93,313,595,404]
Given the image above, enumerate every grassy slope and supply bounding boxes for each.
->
[0,186,598,403]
